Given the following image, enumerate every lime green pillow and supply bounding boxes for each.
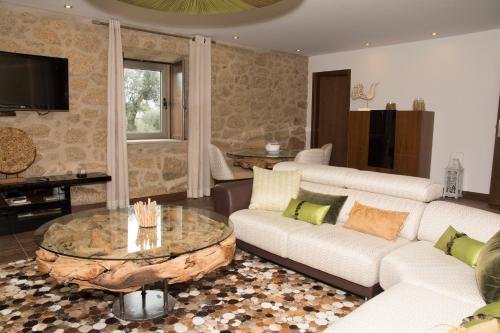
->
[434,225,459,251]
[283,198,331,225]
[476,231,500,304]
[451,236,485,267]
[296,189,347,224]
[474,301,500,317]
[434,225,485,267]
[461,301,500,328]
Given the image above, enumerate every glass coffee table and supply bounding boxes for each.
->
[34,205,235,321]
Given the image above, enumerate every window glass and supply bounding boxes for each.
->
[124,68,162,134]
[124,59,186,141]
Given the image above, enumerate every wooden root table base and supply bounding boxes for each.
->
[233,157,293,170]
[36,234,236,321]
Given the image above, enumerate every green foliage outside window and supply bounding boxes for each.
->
[124,68,161,133]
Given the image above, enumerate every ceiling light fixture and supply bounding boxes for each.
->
[116,0,283,14]
[232,36,240,40]
[365,42,370,47]
[296,49,302,52]
[64,4,72,9]
[431,32,438,37]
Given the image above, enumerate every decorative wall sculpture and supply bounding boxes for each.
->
[351,82,379,111]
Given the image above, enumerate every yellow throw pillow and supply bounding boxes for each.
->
[343,201,409,241]
[249,167,301,211]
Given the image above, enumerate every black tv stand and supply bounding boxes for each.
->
[0,111,16,117]
[0,173,111,235]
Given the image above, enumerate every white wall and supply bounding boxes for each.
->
[308,29,500,194]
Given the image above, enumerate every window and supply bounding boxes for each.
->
[124,59,186,141]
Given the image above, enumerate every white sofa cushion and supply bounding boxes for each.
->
[249,167,301,211]
[344,170,443,202]
[286,223,409,287]
[379,241,485,306]
[274,163,444,204]
[418,201,500,243]
[297,182,425,240]
[229,209,312,258]
[274,162,356,188]
[299,181,350,196]
[339,189,426,240]
[327,282,477,333]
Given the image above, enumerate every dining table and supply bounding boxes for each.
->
[227,148,298,169]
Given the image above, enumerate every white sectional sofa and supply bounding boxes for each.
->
[217,162,443,297]
[213,162,500,332]
[330,200,500,333]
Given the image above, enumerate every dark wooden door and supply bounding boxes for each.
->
[489,95,500,206]
[311,70,351,166]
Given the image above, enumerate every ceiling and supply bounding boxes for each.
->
[3,0,500,55]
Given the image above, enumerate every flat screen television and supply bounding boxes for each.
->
[0,51,69,112]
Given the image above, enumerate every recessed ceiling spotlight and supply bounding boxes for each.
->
[64,4,72,9]
[296,49,302,52]
[232,35,240,40]
[365,42,370,47]
[431,32,438,37]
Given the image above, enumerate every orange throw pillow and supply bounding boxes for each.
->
[343,201,409,241]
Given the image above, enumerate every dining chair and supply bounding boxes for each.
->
[294,148,325,165]
[208,144,253,182]
[321,143,333,165]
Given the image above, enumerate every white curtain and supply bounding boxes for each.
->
[106,20,129,209]
[187,36,212,198]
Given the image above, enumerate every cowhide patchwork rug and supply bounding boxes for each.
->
[0,250,363,333]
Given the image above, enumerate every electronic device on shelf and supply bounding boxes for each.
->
[5,196,31,206]
[0,51,69,114]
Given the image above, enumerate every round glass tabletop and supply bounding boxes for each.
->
[33,205,232,261]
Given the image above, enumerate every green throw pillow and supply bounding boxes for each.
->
[434,225,485,267]
[462,301,500,328]
[434,225,459,251]
[451,236,485,267]
[297,189,347,224]
[476,231,500,304]
[282,198,331,225]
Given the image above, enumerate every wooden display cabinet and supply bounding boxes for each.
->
[348,111,434,178]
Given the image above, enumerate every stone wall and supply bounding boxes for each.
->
[212,44,308,152]
[0,3,307,205]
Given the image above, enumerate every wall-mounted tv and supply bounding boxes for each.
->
[0,51,69,112]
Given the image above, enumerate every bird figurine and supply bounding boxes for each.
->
[351,82,379,110]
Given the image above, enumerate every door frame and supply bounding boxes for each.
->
[488,94,500,206]
[311,69,351,148]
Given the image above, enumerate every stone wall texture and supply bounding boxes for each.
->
[0,3,307,205]
[212,44,308,152]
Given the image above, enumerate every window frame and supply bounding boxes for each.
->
[124,60,170,141]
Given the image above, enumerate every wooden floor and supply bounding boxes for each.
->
[0,195,498,266]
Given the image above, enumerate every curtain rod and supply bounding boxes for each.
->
[92,19,216,44]
[124,57,178,65]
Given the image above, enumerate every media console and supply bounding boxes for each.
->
[0,173,111,235]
